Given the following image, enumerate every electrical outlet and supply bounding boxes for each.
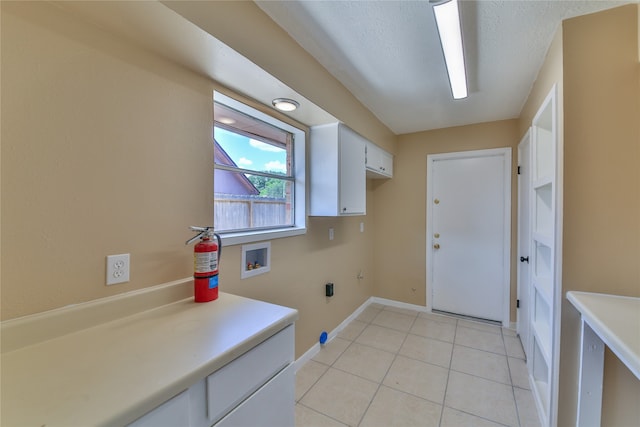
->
[329,228,334,241]
[106,253,130,285]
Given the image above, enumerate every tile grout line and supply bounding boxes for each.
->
[437,317,458,427]
[354,352,396,426]
[296,401,349,427]
[355,309,418,427]
[295,361,326,404]
[443,407,515,427]
[504,327,524,427]
[453,341,508,357]
[338,308,380,426]
[297,306,383,425]
[441,321,522,427]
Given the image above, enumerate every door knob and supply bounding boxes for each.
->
[434,243,441,249]
[520,256,529,263]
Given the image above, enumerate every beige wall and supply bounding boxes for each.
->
[0,1,382,357]
[1,1,214,319]
[518,26,564,141]
[373,120,520,320]
[558,5,640,426]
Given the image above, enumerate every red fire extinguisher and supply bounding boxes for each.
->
[186,226,221,302]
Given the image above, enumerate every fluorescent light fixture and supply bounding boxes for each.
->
[272,98,300,112]
[433,0,468,99]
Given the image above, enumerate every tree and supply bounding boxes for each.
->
[248,173,285,198]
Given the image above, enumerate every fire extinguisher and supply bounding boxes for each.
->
[186,226,221,303]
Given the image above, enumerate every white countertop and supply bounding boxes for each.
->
[566,291,640,378]
[1,292,298,426]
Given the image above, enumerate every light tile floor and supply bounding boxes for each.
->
[295,303,541,427]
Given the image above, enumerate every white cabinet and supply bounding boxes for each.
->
[310,123,366,216]
[128,325,295,427]
[207,325,293,425]
[365,142,393,178]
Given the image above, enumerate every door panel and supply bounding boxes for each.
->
[429,150,510,323]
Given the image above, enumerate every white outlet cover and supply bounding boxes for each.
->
[106,253,130,285]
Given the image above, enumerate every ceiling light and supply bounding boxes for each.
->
[272,98,300,112]
[218,117,236,125]
[433,0,468,99]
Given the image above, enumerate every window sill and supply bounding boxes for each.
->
[218,226,306,246]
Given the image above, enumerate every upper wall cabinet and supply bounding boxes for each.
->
[310,123,366,216]
[365,142,393,179]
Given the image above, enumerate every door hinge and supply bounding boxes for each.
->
[517,299,520,308]
[517,166,521,175]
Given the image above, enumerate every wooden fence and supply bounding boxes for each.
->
[214,194,290,231]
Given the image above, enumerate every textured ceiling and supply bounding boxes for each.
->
[256,0,631,134]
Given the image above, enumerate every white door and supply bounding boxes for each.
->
[517,130,532,358]
[427,148,511,324]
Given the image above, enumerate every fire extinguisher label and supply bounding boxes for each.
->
[209,275,218,289]
[194,252,218,273]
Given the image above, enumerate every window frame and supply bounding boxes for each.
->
[213,92,306,246]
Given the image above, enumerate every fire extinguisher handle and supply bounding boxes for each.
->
[185,226,216,245]
[185,232,204,245]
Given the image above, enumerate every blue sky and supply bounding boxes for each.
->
[214,127,287,174]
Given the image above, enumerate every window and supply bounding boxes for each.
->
[213,92,306,245]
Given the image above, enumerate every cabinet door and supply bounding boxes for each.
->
[366,142,393,178]
[365,142,380,171]
[128,391,191,427]
[339,127,366,215]
[207,326,293,424]
[379,150,393,177]
[214,365,294,427]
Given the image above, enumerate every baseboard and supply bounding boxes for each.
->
[370,297,428,313]
[294,297,375,372]
[294,342,321,372]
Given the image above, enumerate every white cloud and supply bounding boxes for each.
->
[238,157,253,166]
[249,139,282,152]
[264,160,286,173]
